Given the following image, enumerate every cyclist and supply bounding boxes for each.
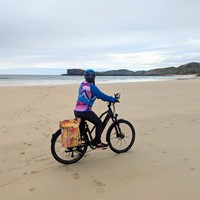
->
[74,69,118,149]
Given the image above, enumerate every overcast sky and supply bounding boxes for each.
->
[0,0,200,74]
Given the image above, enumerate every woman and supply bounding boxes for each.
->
[74,69,118,149]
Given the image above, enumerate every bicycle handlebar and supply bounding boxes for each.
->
[106,93,121,106]
[102,93,121,106]
[114,93,121,100]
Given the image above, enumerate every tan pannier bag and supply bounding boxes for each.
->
[59,118,81,148]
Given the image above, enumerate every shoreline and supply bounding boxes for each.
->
[0,74,198,87]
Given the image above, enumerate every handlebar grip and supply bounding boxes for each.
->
[114,93,121,99]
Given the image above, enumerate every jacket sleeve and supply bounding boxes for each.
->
[90,84,117,102]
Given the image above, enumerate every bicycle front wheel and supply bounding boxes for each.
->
[107,119,135,153]
[51,129,88,164]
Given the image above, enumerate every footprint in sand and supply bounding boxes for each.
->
[1,125,6,131]
[42,132,50,138]
[1,125,7,134]
[31,171,37,174]
[23,143,32,146]
[29,187,35,192]
[73,173,80,180]
[92,180,106,193]
[65,168,80,180]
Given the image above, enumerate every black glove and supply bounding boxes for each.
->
[115,98,120,103]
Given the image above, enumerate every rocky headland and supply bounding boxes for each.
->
[62,62,200,76]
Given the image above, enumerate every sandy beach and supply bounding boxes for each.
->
[0,78,200,200]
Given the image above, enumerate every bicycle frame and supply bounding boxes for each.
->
[84,102,118,142]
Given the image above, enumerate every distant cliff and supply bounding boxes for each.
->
[144,62,200,76]
[66,69,84,75]
[61,62,200,76]
[63,69,136,76]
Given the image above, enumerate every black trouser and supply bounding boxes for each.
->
[74,111,102,144]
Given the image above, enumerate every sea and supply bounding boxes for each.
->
[0,74,196,87]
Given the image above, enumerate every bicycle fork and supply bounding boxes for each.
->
[112,117,125,139]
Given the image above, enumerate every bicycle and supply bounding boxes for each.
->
[51,93,135,164]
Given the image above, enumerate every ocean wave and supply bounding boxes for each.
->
[0,75,196,87]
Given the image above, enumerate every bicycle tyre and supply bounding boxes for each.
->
[107,119,135,153]
[51,129,88,164]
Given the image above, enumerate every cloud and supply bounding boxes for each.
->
[0,0,200,74]
[109,52,168,68]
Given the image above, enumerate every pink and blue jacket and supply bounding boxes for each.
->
[74,82,116,112]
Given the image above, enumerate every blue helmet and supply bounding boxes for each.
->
[84,69,96,83]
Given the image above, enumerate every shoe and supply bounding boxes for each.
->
[95,142,108,150]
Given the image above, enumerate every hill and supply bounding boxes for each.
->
[62,62,200,76]
[144,62,200,76]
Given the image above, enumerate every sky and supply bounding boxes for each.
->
[0,0,200,74]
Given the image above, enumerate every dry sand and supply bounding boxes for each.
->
[0,78,200,200]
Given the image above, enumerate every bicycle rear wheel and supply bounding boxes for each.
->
[51,129,88,164]
[107,119,135,153]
